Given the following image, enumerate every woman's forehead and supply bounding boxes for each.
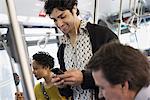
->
[32,60,41,66]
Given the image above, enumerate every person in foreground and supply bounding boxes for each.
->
[32,51,63,100]
[87,41,150,100]
[44,0,118,99]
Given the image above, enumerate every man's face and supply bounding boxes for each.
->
[50,8,76,35]
[92,70,126,100]
[32,60,48,80]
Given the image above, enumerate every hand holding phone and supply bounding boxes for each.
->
[51,68,65,88]
[51,68,64,75]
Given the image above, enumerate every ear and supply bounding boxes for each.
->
[44,66,49,70]
[122,81,129,94]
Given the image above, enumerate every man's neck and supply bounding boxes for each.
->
[123,90,137,100]
[69,19,81,47]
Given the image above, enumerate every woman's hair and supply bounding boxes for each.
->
[44,0,79,16]
[32,51,54,69]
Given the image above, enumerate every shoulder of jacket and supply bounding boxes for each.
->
[86,22,104,29]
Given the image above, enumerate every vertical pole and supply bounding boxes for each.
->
[129,0,132,10]
[133,0,137,13]
[5,0,36,99]
[93,0,97,23]
[117,0,123,36]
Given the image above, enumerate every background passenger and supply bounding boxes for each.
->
[32,51,63,100]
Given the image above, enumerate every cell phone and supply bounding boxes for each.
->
[51,68,64,75]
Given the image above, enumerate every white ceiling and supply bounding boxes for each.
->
[0,0,95,17]
[0,0,149,21]
[0,0,44,16]
[0,0,95,24]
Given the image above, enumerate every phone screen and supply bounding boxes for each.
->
[51,68,64,75]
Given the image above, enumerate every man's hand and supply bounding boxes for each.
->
[51,74,65,88]
[58,69,83,86]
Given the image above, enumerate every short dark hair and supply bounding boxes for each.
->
[88,42,150,92]
[44,0,79,16]
[32,51,54,69]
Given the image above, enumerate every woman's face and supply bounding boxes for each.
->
[50,8,77,35]
[32,60,49,80]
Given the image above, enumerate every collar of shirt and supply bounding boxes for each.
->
[79,20,88,34]
[61,20,88,44]
[135,84,150,100]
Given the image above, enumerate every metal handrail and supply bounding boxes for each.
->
[5,0,36,99]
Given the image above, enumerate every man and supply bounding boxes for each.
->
[32,51,63,100]
[44,0,118,99]
[88,42,150,100]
